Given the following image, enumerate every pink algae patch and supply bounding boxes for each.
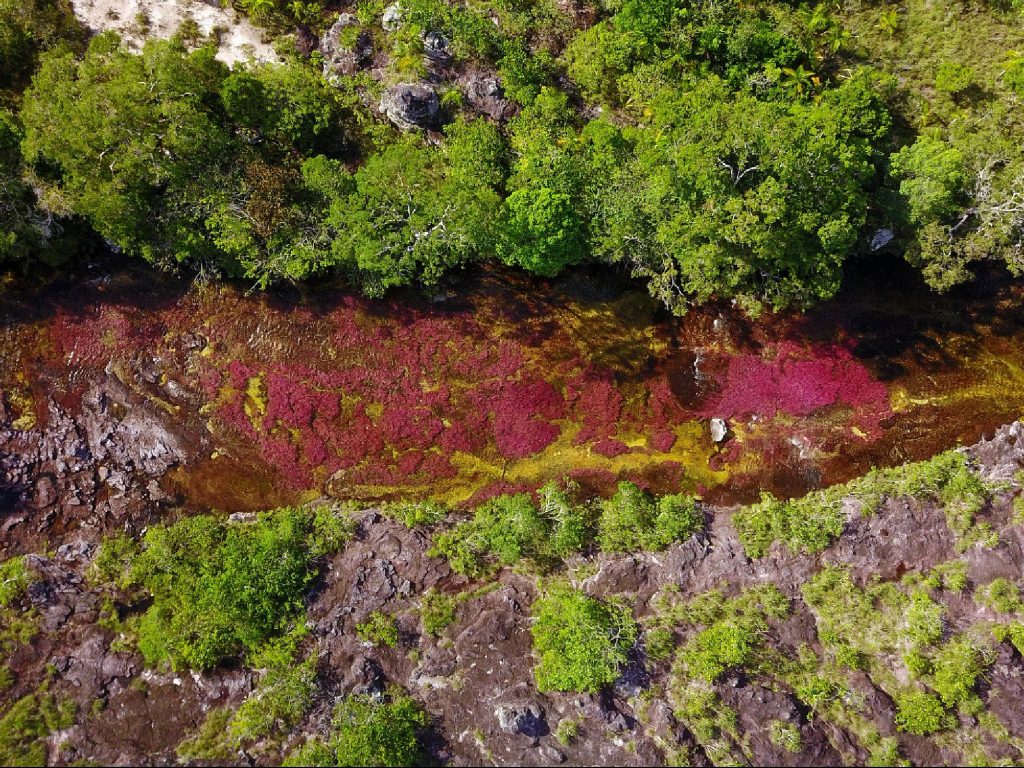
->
[593,439,630,458]
[698,342,890,435]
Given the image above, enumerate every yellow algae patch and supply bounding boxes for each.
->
[502,420,725,493]
[7,375,37,431]
[365,402,384,421]
[243,375,268,426]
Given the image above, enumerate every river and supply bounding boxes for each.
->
[2,254,1023,515]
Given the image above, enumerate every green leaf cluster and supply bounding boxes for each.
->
[92,507,351,670]
[283,690,426,767]
[531,583,638,693]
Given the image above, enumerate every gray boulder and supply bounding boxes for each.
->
[495,701,547,737]
[379,83,439,131]
[383,3,403,31]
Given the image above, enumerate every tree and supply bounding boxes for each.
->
[890,137,966,226]
[588,73,889,314]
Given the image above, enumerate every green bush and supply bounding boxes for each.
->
[644,626,676,662]
[94,507,351,670]
[356,612,399,648]
[598,482,701,553]
[930,636,989,708]
[904,591,946,647]
[976,578,1023,614]
[0,556,34,608]
[282,690,426,767]
[531,584,637,692]
[417,588,457,637]
[894,690,947,735]
[680,623,753,682]
[935,61,974,94]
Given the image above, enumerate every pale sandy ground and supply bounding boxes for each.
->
[70,0,281,66]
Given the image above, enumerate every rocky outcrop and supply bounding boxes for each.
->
[464,75,514,123]
[379,83,440,131]
[320,14,374,80]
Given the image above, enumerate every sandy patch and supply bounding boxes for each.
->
[70,0,282,66]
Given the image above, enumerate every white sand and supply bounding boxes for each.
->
[70,0,282,66]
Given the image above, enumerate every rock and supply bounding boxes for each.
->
[871,228,895,251]
[464,76,513,123]
[379,83,439,131]
[294,24,319,57]
[423,30,450,62]
[710,417,729,443]
[320,14,373,79]
[495,702,547,737]
[382,3,403,31]
[539,744,566,763]
[346,657,386,696]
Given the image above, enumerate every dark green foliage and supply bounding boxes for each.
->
[0,0,83,91]
[680,623,753,682]
[531,583,638,692]
[894,690,947,735]
[93,507,351,670]
[282,690,426,767]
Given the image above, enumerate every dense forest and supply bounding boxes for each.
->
[2,0,1023,314]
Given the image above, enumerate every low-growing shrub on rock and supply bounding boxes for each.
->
[91,506,353,670]
[283,690,426,767]
[895,690,948,735]
[734,449,994,557]
[598,482,702,554]
[531,583,637,693]
[431,481,701,575]
[356,612,399,648]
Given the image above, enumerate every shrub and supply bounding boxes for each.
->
[430,493,548,576]
[94,507,351,670]
[732,491,844,558]
[0,556,34,608]
[976,578,1023,614]
[935,61,974,94]
[598,482,702,553]
[930,636,989,708]
[894,690,946,735]
[531,584,637,692]
[554,716,580,746]
[680,623,753,682]
[231,641,318,742]
[929,560,968,593]
[769,720,801,753]
[992,623,1024,654]
[356,612,399,648]
[282,690,426,767]
[538,480,591,559]
[417,588,457,637]
[904,591,946,647]
[645,626,676,662]
[380,500,449,528]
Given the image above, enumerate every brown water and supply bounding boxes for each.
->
[2,254,1023,512]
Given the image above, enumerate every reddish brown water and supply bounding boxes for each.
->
[2,255,1023,512]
